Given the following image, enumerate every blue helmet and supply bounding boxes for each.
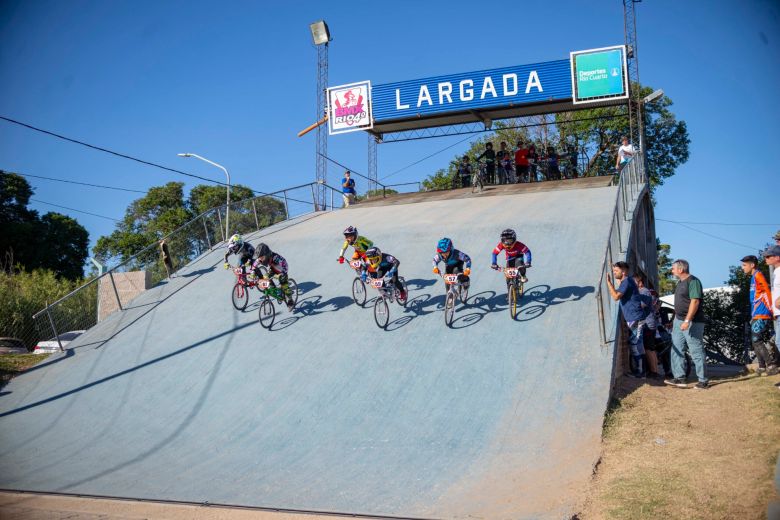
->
[437,237,453,254]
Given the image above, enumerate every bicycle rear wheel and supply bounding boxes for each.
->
[508,284,518,320]
[352,277,366,306]
[258,298,275,329]
[374,297,389,329]
[459,283,469,305]
[232,283,248,311]
[396,277,408,306]
[444,290,456,327]
[287,278,299,305]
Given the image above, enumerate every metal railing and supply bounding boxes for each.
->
[30,181,344,351]
[594,155,653,347]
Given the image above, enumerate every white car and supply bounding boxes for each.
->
[34,330,86,354]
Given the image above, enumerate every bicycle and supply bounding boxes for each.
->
[367,274,408,329]
[440,272,469,327]
[255,266,299,329]
[230,265,260,311]
[471,161,486,193]
[344,258,367,306]
[493,264,529,320]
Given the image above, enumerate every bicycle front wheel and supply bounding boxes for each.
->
[352,277,366,307]
[374,297,389,329]
[444,290,456,327]
[258,298,275,329]
[509,283,518,320]
[232,282,248,311]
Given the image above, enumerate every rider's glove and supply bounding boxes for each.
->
[432,266,440,275]
[464,268,471,277]
[338,256,345,264]
[491,263,499,270]
[223,262,230,270]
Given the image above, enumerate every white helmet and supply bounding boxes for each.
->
[228,234,243,248]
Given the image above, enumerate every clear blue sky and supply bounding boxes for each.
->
[1,0,778,288]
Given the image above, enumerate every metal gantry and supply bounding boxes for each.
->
[623,0,643,151]
[315,42,328,209]
[367,133,378,193]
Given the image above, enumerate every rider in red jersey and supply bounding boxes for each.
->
[491,228,531,284]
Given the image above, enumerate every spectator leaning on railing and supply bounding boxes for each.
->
[615,135,636,171]
[665,259,709,389]
[341,170,356,207]
[514,140,530,183]
[741,254,779,376]
[476,142,496,184]
[606,261,651,378]
[457,156,472,188]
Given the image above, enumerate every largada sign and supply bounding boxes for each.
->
[570,45,628,104]
[327,80,373,135]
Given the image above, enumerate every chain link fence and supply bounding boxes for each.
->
[23,182,341,352]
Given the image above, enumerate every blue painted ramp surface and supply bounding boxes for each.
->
[0,186,617,519]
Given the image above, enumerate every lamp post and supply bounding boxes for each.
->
[638,89,663,154]
[177,153,231,240]
[310,20,331,210]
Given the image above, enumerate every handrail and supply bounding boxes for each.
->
[32,181,344,321]
[316,152,389,192]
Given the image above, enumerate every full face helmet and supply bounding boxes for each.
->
[343,226,358,243]
[365,246,382,269]
[256,242,272,263]
[228,234,243,249]
[437,237,453,257]
[500,228,517,247]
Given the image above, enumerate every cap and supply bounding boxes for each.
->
[740,255,759,264]
[764,245,780,257]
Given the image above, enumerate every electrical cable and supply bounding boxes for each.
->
[29,199,122,222]
[5,170,147,194]
[658,219,762,250]
[380,134,474,181]
[657,218,780,227]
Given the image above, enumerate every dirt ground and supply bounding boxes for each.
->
[578,370,780,520]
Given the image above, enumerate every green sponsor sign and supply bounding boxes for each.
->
[571,46,627,103]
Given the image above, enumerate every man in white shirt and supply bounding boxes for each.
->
[615,136,636,170]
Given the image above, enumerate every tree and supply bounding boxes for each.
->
[656,239,675,295]
[556,83,690,187]
[187,184,256,216]
[0,171,89,280]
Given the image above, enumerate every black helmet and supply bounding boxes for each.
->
[343,226,358,238]
[500,229,516,245]
[256,242,272,259]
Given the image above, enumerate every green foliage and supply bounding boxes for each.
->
[0,171,89,280]
[356,189,399,201]
[422,167,458,191]
[702,289,748,363]
[0,267,95,349]
[187,184,255,216]
[656,239,675,296]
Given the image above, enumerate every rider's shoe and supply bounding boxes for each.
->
[286,298,295,311]
[520,275,529,283]
[399,290,408,301]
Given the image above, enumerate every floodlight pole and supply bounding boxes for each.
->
[178,153,231,240]
[313,24,330,211]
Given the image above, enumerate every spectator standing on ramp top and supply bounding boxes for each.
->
[514,140,530,183]
[342,170,356,207]
[457,156,472,188]
[606,261,650,378]
[741,254,779,376]
[160,239,175,278]
[664,259,709,389]
[476,142,496,184]
[615,136,636,171]
[496,141,513,184]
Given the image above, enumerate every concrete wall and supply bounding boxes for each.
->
[98,271,152,321]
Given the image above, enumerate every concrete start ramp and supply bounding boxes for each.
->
[0,181,618,519]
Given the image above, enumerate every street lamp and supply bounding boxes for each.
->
[637,89,663,153]
[177,153,231,240]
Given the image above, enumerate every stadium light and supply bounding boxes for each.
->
[177,153,231,241]
[309,20,331,46]
[643,89,664,104]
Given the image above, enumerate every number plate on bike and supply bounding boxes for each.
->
[505,268,519,278]
[258,279,271,289]
[350,260,363,269]
[370,279,383,288]
[444,274,459,284]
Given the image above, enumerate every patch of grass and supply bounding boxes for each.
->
[0,353,50,388]
[603,469,684,519]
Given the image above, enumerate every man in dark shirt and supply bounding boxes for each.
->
[665,259,709,389]
[476,142,496,184]
[606,261,651,378]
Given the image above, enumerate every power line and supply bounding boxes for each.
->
[657,218,780,227]
[5,170,147,194]
[0,115,231,187]
[381,134,473,181]
[29,199,122,222]
[659,220,762,250]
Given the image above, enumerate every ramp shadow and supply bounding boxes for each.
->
[269,316,299,331]
[180,266,216,278]
[405,278,437,290]
[295,281,321,295]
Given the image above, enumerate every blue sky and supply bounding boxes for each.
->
[1,0,778,288]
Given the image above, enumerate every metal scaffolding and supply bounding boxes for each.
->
[367,134,378,193]
[315,42,328,209]
[623,0,643,151]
